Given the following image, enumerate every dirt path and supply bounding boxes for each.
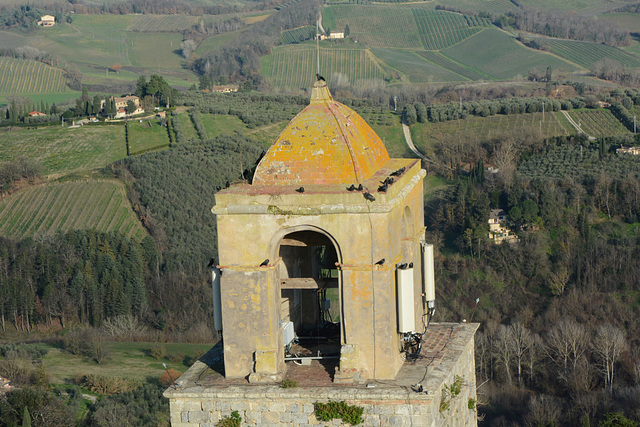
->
[561,110,596,140]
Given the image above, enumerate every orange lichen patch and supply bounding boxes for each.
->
[220,158,418,197]
[252,80,390,186]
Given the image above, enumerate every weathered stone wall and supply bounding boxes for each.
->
[166,324,478,427]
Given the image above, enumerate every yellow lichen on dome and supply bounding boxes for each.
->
[252,80,390,186]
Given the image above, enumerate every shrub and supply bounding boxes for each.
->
[160,369,182,388]
[167,351,185,363]
[315,400,364,425]
[149,345,166,360]
[280,378,297,388]
[217,410,241,427]
[81,374,139,395]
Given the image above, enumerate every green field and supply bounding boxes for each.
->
[0,57,69,95]
[412,10,488,51]
[0,124,126,176]
[0,180,147,240]
[128,14,200,32]
[261,45,384,91]
[41,342,213,384]
[412,111,572,154]
[433,0,516,15]
[323,5,422,48]
[128,119,171,155]
[200,114,246,139]
[419,51,488,81]
[599,12,640,32]
[545,38,640,69]
[372,48,465,83]
[516,0,619,14]
[0,14,198,90]
[566,109,631,137]
[442,29,579,80]
[195,29,244,55]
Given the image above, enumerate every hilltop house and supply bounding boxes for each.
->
[617,146,640,155]
[102,95,144,118]
[489,209,518,244]
[37,15,55,26]
[28,111,46,117]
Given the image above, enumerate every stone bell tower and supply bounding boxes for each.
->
[165,79,479,427]
[212,79,427,382]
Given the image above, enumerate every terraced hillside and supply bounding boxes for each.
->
[0,57,68,95]
[442,29,579,79]
[545,38,640,69]
[0,125,126,176]
[0,180,147,240]
[261,45,384,91]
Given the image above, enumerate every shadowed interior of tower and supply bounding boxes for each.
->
[278,230,341,367]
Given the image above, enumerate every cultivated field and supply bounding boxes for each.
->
[545,38,640,69]
[261,45,384,91]
[1,14,197,90]
[442,29,579,80]
[128,120,171,155]
[372,48,465,83]
[322,5,422,48]
[412,10,489,51]
[0,125,125,175]
[128,14,200,32]
[0,57,68,95]
[566,109,631,137]
[432,0,517,15]
[412,112,572,154]
[0,180,147,240]
[419,51,488,81]
[281,26,315,44]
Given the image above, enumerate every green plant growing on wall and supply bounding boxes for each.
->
[217,410,241,427]
[315,400,364,425]
[439,375,465,414]
[280,378,298,388]
[468,398,476,410]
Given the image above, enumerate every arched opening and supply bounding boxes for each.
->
[275,228,341,375]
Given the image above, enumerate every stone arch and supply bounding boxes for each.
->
[270,225,343,367]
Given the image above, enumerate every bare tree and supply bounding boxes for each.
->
[493,324,513,385]
[546,318,589,384]
[525,394,561,427]
[592,323,627,393]
[181,39,197,62]
[509,321,533,387]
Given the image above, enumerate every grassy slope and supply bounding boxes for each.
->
[411,111,572,154]
[41,342,214,384]
[128,119,171,154]
[442,29,579,79]
[372,48,465,83]
[0,124,126,176]
[0,180,147,240]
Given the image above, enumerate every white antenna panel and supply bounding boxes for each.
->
[397,267,415,333]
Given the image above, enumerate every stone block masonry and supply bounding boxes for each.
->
[165,323,478,427]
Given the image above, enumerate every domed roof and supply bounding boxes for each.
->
[252,80,390,186]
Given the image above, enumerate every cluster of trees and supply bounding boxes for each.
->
[192,0,319,85]
[420,96,569,123]
[0,5,68,29]
[124,133,265,274]
[0,157,41,192]
[0,230,154,332]
[134,74,177,108]
[423,117,640,422]
[499,9,631,46]
[178,90,307,128]
[593,58,640,87]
